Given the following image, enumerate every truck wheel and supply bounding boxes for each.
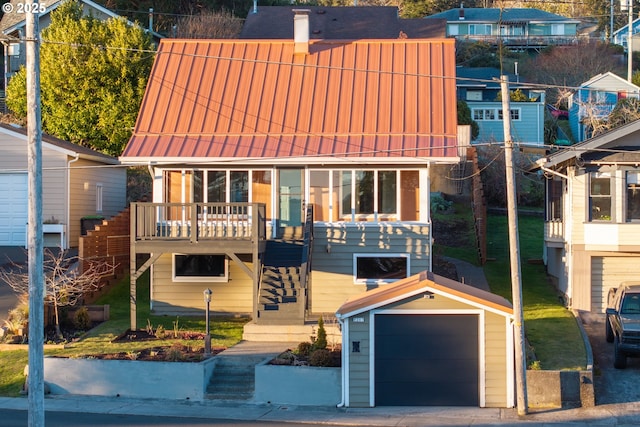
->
[605,316,614,343]
[614,336,627,369]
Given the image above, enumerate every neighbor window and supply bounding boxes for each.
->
[472,109,496,121]
[589,172,612,221]
[173,254,228,282]
[498,108,520,121]
[354,254,409,284]
[627,171,640,221]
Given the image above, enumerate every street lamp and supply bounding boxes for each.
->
[203,288,212,356]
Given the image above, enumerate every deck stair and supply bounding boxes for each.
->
[257,239,306,325]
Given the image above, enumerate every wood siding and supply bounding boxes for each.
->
[590,255,640,312]
[150,253,254,315]
[311,223,431,313]
[69,158,126,247]
[346,314,371,407]
[484,311,509,408]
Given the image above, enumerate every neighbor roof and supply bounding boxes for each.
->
[121,38,459,164]
[578,72,640,92]
[426,7,579,24]
[335,270,513,319]
[240,6,446,39]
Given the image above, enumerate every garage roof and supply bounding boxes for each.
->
[336,270,513,318]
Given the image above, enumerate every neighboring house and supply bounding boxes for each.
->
[456,66,546,146]
[537,119,640,313]
[568,72,640,143]
[612,16,640,52]
[0,0,162,89]
[0,123,126,249]
[336,270,514,407]
[119,11,460,336]
[425,7,579,49]
[240,6,446,39]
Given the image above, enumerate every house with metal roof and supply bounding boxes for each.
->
[536,119,640,313]
[119,10,461,339]
[240,6,446,39]
[456,66,546,146]
[425,7,579,50]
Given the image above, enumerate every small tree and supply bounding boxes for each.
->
[0,248,114,340]
[314,317,328,351]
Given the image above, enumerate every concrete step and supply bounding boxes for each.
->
[206,359,256,400]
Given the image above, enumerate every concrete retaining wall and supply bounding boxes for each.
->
[44,356,217,401]
[255,363,341,406]
[527,369,595,408]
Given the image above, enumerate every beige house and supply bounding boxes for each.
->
[0,124,126,248]
[537,120,640,312]
[336,271,514,408]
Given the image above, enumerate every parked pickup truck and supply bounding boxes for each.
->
[606,283,640,369]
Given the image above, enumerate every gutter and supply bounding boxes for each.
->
[336,315,346,408]
[66,154,80,249]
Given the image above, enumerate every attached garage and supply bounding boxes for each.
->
[0,173,28,246]
[336,271,514,408]
[591,256,640,312]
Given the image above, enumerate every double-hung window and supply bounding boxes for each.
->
[627,171,640,221]
[589,172,612,221]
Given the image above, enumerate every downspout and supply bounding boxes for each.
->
[146,162,155,310]
[336,315,346,408]
[67,154,80,249]
[427,162,432,272]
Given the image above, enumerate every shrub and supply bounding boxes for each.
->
[165,343,185,362]
[73,307,91,331]
[313,317,327,351]
[309,349,337,367]
[296,341,313,357]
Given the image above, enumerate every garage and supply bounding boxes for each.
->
[336,271,514,408]
[0,173,28,246]
[591,256,640,313]
[375,313,479,406]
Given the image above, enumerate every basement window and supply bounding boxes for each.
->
[173,254,228,282]
[353,253,409,285]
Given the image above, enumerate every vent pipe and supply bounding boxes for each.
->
[293,9,311,55]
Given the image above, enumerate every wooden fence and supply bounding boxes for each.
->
[468,147,488,265]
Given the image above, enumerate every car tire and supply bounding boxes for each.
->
[614,336,627,369]
[606,316,614,343]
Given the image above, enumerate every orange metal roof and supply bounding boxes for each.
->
[122,38,458,162]
[335,271,513,318]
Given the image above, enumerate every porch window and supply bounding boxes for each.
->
[340,170,398,218]
[589,172,612,221]
[354,253,409,284]
[207,171,226,203]
[627,171,640,221]
[546,178,563,221]
[173,254,228,282]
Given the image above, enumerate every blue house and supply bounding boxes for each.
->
[612,16,640,51]
[568,72,640,143]
[457,67,546,146]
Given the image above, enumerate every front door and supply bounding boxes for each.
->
[278,169,304,228]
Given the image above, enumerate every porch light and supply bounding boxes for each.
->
[204,288,212,356]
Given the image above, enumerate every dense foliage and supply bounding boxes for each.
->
[6,1,154,156]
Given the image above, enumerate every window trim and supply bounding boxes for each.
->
[626,171,640,222]
[589,171,612,222]
[172,253,229,283]
[352,253,410,285]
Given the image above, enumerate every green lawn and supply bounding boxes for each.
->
[484,214,587,370]
[0,272,248,397]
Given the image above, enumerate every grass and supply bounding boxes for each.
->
[432,202,480,266]
[0,272,248,396]
[485,214,586,370]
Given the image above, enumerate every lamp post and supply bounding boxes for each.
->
[203,288,212,356]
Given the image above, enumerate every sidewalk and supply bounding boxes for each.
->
[1,395,640,425]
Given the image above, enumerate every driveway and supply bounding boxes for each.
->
[580,312,640,404]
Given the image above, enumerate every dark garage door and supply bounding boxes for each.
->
[375,314,479,406]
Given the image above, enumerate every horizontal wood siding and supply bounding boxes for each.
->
[310,223,430,313]
[590,255,640,313]
[484,312,508,407]
[42,150,67,229]
[69,158,126,247]
[151,253,253,315]
[347,314,371,407]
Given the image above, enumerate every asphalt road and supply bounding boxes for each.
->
[581,312,640,405]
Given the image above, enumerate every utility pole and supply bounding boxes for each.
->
[26,2,44,426]
[623,0,634,82]
[500,75,528,415]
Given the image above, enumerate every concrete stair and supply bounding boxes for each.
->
[206,357,262,400]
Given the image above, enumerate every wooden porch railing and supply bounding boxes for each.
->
[131,202,266,242]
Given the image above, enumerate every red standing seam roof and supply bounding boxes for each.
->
[122,38,458,161]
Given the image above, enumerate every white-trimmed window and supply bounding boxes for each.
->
[589,172,612,221]
[469,24,492,35]
[173,254,228,282]
[353,253,409,284]
[472,108,496,121]
[466,90,482,101]
[498,108,520,120]
[96,183,103,213]
[627,171,640,221]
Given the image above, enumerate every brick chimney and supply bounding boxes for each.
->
[293,9,311,55]
[459,2,465,20]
